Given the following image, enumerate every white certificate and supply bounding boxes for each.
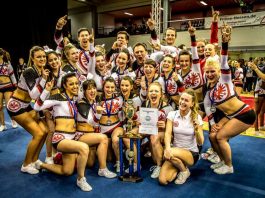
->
[139,107,159,135]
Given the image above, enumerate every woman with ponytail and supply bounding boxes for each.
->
[159,89,204,185]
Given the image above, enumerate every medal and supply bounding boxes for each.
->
[105,98,113,126]
[65,93,77,128]
[209,83,218,114]
[210,106,216,113]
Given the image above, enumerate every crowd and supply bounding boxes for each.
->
[0,8,263,192]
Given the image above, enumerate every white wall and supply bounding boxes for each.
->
[68,12,92,40]
[97,0,150,12]
[95,25,265,51]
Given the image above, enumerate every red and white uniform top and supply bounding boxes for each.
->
[204,44,236,125]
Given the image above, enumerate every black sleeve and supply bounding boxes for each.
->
[106,48,118,62]
[23,68,39,90]
[77,101,90,119]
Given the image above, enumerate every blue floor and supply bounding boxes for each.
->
[0,118,265,198]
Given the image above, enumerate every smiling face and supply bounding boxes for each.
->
[66,47,79,64]
[162,56,174,74]
[197,41,206,57]
[104,81,116,98]
[148,83,162,107]
[32,50,46,69]
[64,76,79,98]
[144,64,156,79]
[179,92,194,112]
[120,79,133,97]
[96,55,106,72]
[78,29,90,50]
[179,54,191,71]
[165,29,176,45]
[85,85,97,101]
[204,59,220,85]
[204,44,215,58]
[116,52,128,69]
[47,52,61,71]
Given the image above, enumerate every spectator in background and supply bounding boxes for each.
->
[244,59,254,93]
[17,57,27,79]
[231,60,244,96]
[0,48,18,131]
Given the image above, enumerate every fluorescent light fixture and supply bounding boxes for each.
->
[200,1,207,6]
[160,7,164,11]
[124,12,133,16]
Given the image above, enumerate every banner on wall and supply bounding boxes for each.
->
[204,11,265,28]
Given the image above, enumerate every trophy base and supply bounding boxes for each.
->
[118,173,143,183]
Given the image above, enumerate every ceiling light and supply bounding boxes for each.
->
[124,12,133,16]
[200,1,207,6]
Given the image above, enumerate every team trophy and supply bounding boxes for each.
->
[118,99,143,182]
[125,99,135,133]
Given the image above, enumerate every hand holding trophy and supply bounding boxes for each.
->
[221,21,232,43]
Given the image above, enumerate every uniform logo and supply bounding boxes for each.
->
[184,72,201,88]
[7,100,21,112]
[52,134,65,143]
[174,120,179,127]
[211,83,230,103]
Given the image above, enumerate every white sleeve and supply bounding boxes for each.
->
[167,111,176,122]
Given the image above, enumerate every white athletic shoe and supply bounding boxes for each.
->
[77,177,92,192]
[114,161,120,173]
[208,153,221,164]
[98,168,117,178]
[210,161,224,169]
[0,125,7,132]
[150,166,161,179]
[214,164,234,174]
[45,157,54,164]
[174,169,191,184]
[34,160,43,170]
[21,163,39,174]
[11,120,18,128]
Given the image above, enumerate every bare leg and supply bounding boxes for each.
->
[209,132,224,160]
[86,147,97,168]
[4,91,15,125]
[13,111,47,166]
[111,127,124,161]
[56,139,89,179]
[44,111,55,158]
[42,153,76,175]
[159,160,178,185]
[79,133,108,169]
[217,119,252,166]
[150,132,164,166]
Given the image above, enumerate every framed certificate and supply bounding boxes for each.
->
[139,107,159,135]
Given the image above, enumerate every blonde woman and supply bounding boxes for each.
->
[204,24,256,174]
[7,46,49,174]
[159,89,204,185]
